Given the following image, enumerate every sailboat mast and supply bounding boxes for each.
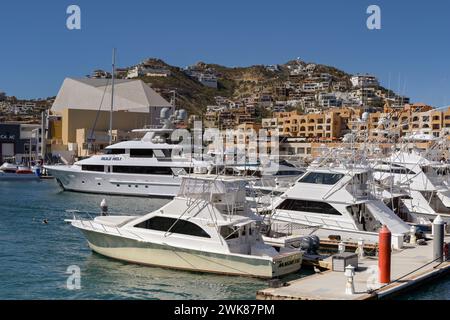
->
[109,48,116,145]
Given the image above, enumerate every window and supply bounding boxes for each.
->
[153,149,171,158]
[135,216,211,238]
[105,149,125,155]
[275,170,303,176]
[298,172,344,185]
[112,166,173,175]
[82,165,104,172]
[220,226,239,240]
[130,149,154,158]
[379,163,416,174]
[276,199,342,215]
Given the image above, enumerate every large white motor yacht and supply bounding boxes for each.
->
[67,175,302,278]
[46,124,208,198]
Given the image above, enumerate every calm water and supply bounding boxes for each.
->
[0,180,448,300]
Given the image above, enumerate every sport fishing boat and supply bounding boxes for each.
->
[373,150,450,226]
[67,175,302,278]
[269,165,411,243]
[0,162,40,181]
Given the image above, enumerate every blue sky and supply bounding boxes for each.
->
[0,0,450,106]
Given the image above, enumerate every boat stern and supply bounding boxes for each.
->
[272,251,302,277]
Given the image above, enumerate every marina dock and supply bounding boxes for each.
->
[257,236,450,300]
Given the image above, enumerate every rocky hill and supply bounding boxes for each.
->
[118,58,395,117]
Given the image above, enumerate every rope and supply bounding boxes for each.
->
[88,78,111,153]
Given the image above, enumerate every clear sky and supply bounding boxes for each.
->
[0,0,450,107]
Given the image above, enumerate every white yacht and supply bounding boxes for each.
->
[46,121,209,198]
[373,150,450,225]
[67,175,302,278]
[46,128,304,198]
[0,162,39,181]
[269,165,411,243]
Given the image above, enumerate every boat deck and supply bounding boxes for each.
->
[257,236,450,300]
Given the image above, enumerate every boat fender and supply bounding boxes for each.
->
[100,199,108,216]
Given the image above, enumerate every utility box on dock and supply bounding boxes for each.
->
[332,253,358,272]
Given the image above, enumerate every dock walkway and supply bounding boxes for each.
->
[257,237,450,300]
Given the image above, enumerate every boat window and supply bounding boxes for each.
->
[130,149,154,158]
[135,216,211,238]
[346,204,382,232]
[171,167,194,175]
[276,199,342,216]
[81,165,104,172]
[298,172,344,185]
[220,226,239,240]
[278,160,296,168]
[105,149,125,155]
[274,170,303,176]
[112,166,173,175]
[153,149,171,158]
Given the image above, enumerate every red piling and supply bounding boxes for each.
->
[378,225,391,284]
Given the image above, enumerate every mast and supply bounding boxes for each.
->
[109,48,116,145]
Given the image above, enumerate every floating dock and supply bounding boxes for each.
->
[257,236,450,300]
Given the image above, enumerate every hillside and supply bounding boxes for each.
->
[120,58,395,117]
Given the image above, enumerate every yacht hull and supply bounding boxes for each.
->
[80,228,302,279]
[46,166,181,197]
[409,212,450,231]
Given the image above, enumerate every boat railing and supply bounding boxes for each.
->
[67,210,145,241]
[270,221,321,236]
[274,208,356,232]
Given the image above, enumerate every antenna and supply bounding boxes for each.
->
[109,48,116,145]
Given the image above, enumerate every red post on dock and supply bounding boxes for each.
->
[378,225,391,284]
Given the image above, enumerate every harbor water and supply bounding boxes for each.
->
[0,180,448,300]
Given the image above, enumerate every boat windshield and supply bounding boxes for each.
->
[177,178,247,201]
[298,172,344,185]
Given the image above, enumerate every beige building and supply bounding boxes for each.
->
[49,78,172,158]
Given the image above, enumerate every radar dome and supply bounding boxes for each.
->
[160,108,170,120]
[177,109,187,121]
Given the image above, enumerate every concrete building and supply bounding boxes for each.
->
[264,103,450,147]
[350,74,379,88]
[0,123,42,163]
[198,74,218,88]
[49,78,173,157]
[127,65,171,79]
